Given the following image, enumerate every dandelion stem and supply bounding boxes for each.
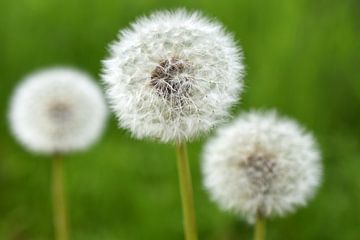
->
[254,211,266,240]
[52,153,69,240]
[175,142,198,240]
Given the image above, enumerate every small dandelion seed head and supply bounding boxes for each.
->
[9,67,108,154]
[202,110,322,223]
[102,9,245,143]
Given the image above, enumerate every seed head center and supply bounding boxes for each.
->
[246,154,276,194]
[48,102,73,123]
[150,58,190,99]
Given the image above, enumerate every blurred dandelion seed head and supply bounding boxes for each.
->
[202,110,322,223]
[9,67,108,154]
[102,9,245,143]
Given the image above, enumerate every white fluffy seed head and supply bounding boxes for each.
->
[202,110,322,223]
[9,67,108,154]
[102,9,244,143]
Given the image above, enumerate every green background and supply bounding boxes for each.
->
[1,0,359,239]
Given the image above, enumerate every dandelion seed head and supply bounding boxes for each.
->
[9,67,108,154]
[102,9,244,142]
[202,110,322,222]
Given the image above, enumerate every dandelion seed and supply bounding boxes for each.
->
[102,9,244,143]
[202,110,322,223]
[9,67,108,154]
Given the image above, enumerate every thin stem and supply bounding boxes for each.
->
[254,211,266,240]
[52,153,69,240]
[175,142,198,240]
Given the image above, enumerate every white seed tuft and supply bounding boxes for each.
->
[202,110,322,222]
[9,67,108,154]
[102,9,245,143]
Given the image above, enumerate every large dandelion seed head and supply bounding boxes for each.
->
[9,67,108,154]
[202,110,322,222]
[102,9,244,143]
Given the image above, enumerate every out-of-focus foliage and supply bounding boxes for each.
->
[0,0,359,239]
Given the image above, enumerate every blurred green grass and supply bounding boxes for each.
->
[0,0,359,239]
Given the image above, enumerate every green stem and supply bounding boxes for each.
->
[52,153,69,240]
[254,211,266,240]
[175,142,198,240]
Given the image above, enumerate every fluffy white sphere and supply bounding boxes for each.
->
[202,110,322,222]
[102,9,244,143]
[9,67,108,154]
